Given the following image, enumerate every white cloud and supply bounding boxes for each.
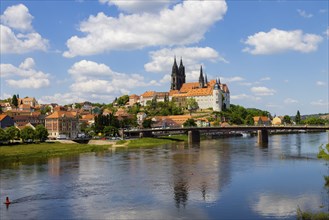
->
[0,4,33,32]
[231,94,261,101]
[39,93,85,105]
[243,28,322,55]
[316,81,326,86]
[99,0,175,14]
[297,9,313,18]
[0,58,50,89]
[0,4,48,54]
[67,60,159,100]
[145,47,227,74]
[63,0,227,57]
[284,98,298,104]
[251,86,276,96]
[311,99,329,106]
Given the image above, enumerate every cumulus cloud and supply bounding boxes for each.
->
[145,47,227,74]
[251,86,276,96]
[0,4,48,54]
[0,4,33,32]
[63,0,227,57]
[284,98,298,104]
[243,28,322,55]
[297,9,313,18]
[67,60,159,101]
[0,58,50,89]
[99,0,175,14]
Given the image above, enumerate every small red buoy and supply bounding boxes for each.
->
[4,197,11,205]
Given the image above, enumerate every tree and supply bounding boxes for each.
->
[35,125,49,141]
[142,119,153,128]
[283,115,291,124]
[21,127,36,142]
[12,94,18,108]
[295,110,301,125]
[117,95,129,106]
[103,126,119,137]
[183,118,197,127]
[0,128,9,143]
[186,98,198,115]
[5,126,20,142]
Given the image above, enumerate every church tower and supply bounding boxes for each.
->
[199,66,205,88]
[171,57,185,91]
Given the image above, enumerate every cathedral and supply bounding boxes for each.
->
[169,57,230,111]
[129,57,230,112]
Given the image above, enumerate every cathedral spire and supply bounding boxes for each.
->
[199,65,205,88]
[205,74,208,85]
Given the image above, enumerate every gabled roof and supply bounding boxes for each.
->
[46,111,77,119]
[179,82,200,93]
[0,114,10,121]
[186,87,213,97]
[141,91,156,98]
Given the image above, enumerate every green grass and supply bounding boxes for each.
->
[0,142,110,162]
[297,207,329,220]
[127,135,187,148]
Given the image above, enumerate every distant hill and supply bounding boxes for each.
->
[291,113,329,120]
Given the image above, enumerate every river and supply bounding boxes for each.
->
[1,132,328,219]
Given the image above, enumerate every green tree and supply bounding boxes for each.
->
[117,95,129,106]
[103,126,119,137]
[5,126,20,142]
[12,94,18,108]
[21,127,36,142]
[35,125,49,141]
[183,118,197,127]
[186,98,198,115]
[303,117,326,125]
[283,115,291,124]
[142,119,153,128]
[295,110,301,124]
[0,128,9,143]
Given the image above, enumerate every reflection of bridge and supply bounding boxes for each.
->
[124,126,329,145]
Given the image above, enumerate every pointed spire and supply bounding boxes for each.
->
[205,74,208,85]
[199,65,205,88]
[179,57,183,66]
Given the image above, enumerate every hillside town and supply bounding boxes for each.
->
[0,58,328,142]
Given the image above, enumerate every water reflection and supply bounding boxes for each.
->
[252,193,321,218]
[0,132,328,219]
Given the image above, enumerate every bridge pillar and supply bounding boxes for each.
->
[257,129,268,144]
[139,131,153,138]
[188,130,200,145]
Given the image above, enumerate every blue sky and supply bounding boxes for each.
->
[0,0,328,116]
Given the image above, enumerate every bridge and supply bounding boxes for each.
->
[124,126,329,145]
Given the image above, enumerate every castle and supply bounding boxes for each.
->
[129,57,230,111]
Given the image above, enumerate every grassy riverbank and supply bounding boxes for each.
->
[125,135,187,148]
[0,142,109,162]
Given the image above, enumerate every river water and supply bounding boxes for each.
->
[0,132,328,219]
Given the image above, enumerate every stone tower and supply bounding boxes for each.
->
[171,57,185,90]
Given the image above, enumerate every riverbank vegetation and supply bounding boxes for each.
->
[0,142,109,162]
[297,144,329,219]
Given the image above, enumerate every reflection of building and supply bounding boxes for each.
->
[171,141,232,208]
[253,116,271,126]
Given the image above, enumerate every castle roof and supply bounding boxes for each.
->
[141,91,156,98]
[46,111,77,119]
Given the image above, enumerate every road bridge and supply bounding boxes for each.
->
[124,126,329,145]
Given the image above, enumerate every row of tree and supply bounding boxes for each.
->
[0,125,49,143]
